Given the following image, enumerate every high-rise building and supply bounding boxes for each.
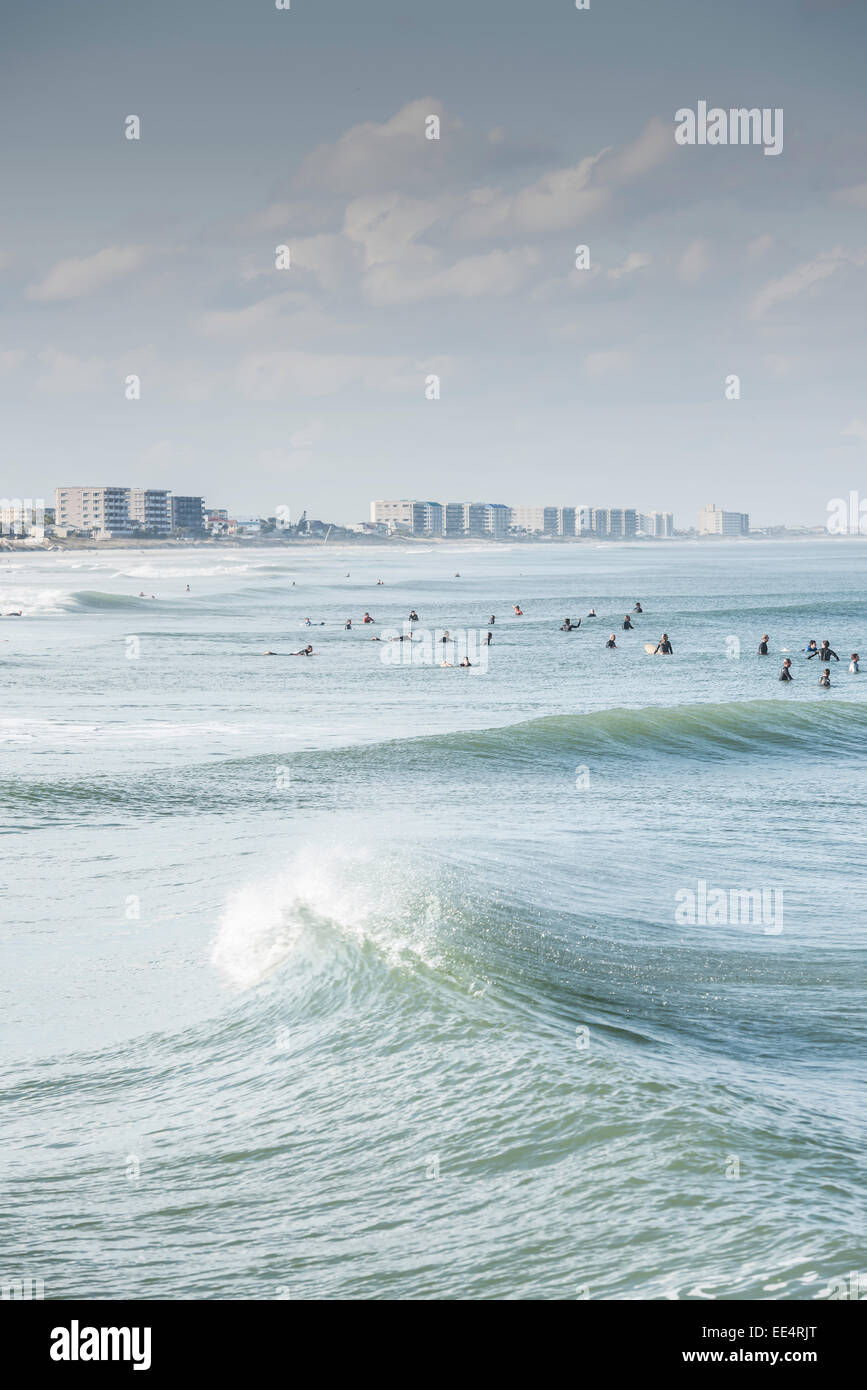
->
[129,489,171,533]
[510,506,546,533]
[370,499,414,529]
[638,511,675,537]
[411,501,444,536]
[55,486,132,535]
[698,503,749,536]
[170,496,205,531]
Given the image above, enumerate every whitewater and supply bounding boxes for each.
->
[1,539,865,1300]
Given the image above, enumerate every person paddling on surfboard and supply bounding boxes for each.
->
[653,634,673,655]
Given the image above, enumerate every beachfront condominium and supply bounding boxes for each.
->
[412,501,444,536]
[129,489,171,534]
[370,499,414,530]
[445,502,510,538]
[170,495,206,531]
[637,511,675,538]
[698,502,750,536]
[55,486,132,535]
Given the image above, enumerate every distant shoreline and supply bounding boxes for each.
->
[0,532,850,553]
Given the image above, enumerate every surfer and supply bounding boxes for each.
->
[633,602,643,613]
[513,605,523,615]
[362,612,375,624]
[485,631,493,645]
[560,618,580,630]
[819,667,832,688]
[758,635,769,655]
[408,610,419,622]
[803,639,818,656]
[290,645,315,656]
[779,658,793,681]
[849,653,860,673]
[808,640,839,662]
[622,615,634,630]
[185,585,191,593]
[653,634,673,655]
[459,657,473,667]
[587,607,597,617]
[488,615,496,624]
[345,619,352,629]
[605,634,617,649]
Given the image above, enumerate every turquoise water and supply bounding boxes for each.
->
[1,539,865,1299]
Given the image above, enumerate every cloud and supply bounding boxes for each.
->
[584,349,630,376]
[750,246,867,318]
[451,116,672,240]
[748,234,774,258]
[296,98,455,196]
[27,245,153,301]
[234,350,453,399]
[842,419,867,443]
[607,251,652,280]
[678,240,710,283]
[832,182,867,208]
[362,245,540,306]
[35,347,108,392]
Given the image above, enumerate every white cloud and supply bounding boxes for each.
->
[750,246,867,318]
[607,251,652,280]
[362,246,540,306]
[27,245,152,301]
[832,182,867,208]
[584,349,630,376]
[842,419,867,443]
[678,240,710,283]
[296,98,454,195]
[235,350,452,399]
[748,234,774,259]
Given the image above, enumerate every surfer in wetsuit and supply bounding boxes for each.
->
[633,602,643,613]
[513,605,523,615]
[808,640,839,662]
[819,667,832,687]
[605,634,617,648]
[758,634,769,655]
[587,608,597,617]
[803,639,818,657]
[560,618,580,630]
[622,615,634,630]
[345,619,352,629]
[654,633,673,655]
[779,658,793,681]
[408,610,419,622]
[363,612,375,624]
[850,653,860,673]
[488,615,496,624]
[290,645,315,656]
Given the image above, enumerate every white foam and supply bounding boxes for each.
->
[211,849,442,989]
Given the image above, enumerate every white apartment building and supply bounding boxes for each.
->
[698,502,749,536]
[370,499,414,528]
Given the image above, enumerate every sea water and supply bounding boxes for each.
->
[1,539,865,1299]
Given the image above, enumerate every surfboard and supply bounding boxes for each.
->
[644,643,658,654]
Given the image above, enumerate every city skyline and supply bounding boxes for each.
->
[2,1,866,525]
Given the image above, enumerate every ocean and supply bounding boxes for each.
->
[1,538,865,1300]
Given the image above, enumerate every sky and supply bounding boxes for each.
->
[1,0,866,527]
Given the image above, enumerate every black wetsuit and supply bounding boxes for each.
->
[605,638,616,649]
[779,666,793,681]
[758,641,769,655]
[819,675,831,687]
[808,645,839,662]
[654,640,673,655]
[622,618,633,630]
